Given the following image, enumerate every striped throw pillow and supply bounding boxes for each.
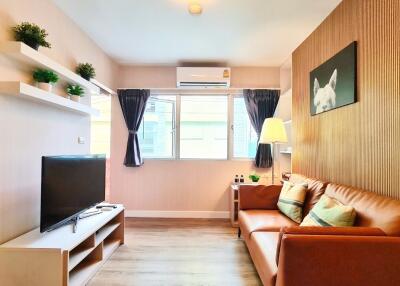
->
[300,194,356,227]
[277,181,308,223]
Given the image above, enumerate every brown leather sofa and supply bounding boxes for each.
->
[238,174,400,286]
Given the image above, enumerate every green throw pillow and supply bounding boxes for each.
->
[277,181,307,223]
[300,194,356,227]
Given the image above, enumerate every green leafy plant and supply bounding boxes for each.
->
[76,63,96,80]
[66,84,85,97]
[12,22,51,50]
[33,69,58,84]
[249,173,260,183]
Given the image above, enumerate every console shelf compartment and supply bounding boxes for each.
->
[95,221,121,245]
[69,258,103,286]
[0,205,125,286]
[103,238,121,260]
[68,234,96,271]
[69,242,104,286]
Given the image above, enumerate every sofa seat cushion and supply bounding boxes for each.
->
[247,232,280,286]
[239,210,298,240]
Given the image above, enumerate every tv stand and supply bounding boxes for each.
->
[0,205,124,286]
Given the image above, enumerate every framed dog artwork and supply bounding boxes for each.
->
[310,41,357,115]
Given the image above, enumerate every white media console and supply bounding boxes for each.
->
[0,204,125,286]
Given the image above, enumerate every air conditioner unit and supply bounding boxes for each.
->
[176,67,231,88]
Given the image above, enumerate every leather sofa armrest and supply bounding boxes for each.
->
[276,226,386,264]
[239,184,282,210]
[276,235,400,286]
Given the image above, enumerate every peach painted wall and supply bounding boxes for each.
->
[117,66,177,88]
[110,66,281,216]
[0,0,117,243]
[117,65,280,89]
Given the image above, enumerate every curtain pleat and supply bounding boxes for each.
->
[243,89,280,168]
[117,89,150,167]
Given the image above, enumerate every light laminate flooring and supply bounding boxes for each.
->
[89,218,262,286]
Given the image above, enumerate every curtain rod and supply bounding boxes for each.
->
[116,87,280,90]
[115,87,281,95]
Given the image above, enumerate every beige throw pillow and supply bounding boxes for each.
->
[301,194,356,227]
[277,181,308,223]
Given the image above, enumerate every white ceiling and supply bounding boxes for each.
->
[53,0,341,67]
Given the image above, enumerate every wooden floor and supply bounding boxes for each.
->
[89,218,262,286]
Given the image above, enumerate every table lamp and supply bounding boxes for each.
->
[259,118,288,184]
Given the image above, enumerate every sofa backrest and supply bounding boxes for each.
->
[289,174,328,216]
[325,183,400,236]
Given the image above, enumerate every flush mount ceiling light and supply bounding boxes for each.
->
[188,3,202,15]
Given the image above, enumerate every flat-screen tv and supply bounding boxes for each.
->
[40,155,106,232]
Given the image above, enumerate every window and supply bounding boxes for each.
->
[138,95,176,158]
[126,92,257,160]
[91,95,111,157]
[180,96,228,159]
[232,96,258,158]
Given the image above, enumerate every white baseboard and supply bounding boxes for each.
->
[125,210,230,219]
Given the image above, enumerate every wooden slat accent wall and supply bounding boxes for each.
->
[292,0,400,198]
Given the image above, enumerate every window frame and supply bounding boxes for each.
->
[143,90,255,161]
[138,95,177,159]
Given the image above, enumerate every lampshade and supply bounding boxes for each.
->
[259,118,288,144]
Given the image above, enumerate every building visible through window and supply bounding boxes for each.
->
[138,96,175,158]
[90,95,111,157]
[180,95,228,159]
[90,92,258,160]
[233,96,258,158]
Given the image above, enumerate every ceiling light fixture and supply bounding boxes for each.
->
[188,2,202,15]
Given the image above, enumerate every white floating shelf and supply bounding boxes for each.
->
[284,120,292,124]
[90,79,116,95]
[0,41,100,94]
[0,81,100,116]
[280,150,292,154]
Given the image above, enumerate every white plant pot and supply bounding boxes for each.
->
[37,82,52,92]
[70,95,81,103]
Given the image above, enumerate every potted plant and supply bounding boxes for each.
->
[249,173,260,183]
[33,69,58,92]
[76,63,96,81]
[66,84,85,102]
[12,22,51,50]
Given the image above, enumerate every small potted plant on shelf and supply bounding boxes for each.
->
[12,22,51,50]
[66,84,85,102]
[249,173,260,183]
[33,69,58,92]
[76,63,96,81]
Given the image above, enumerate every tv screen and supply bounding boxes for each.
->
[40,155,106,232]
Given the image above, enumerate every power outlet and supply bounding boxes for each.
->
[78,137,85,144]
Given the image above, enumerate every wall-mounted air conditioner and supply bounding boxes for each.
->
[176,67,231,88]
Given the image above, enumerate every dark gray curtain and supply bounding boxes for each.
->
[118,89,150,167]
[243,89,280,168]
